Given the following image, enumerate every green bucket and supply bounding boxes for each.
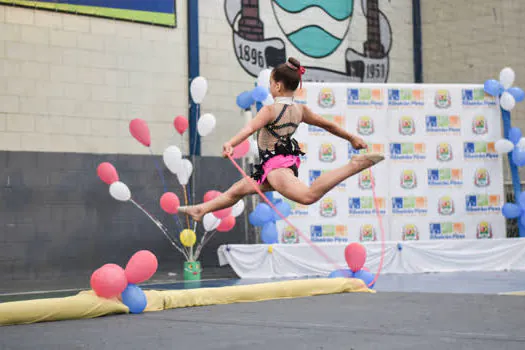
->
[183,261,201,281]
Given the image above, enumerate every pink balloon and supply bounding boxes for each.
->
[129,118,151,147]
[174,116,189,135]
[204,190,221,202]
[97,162,119,184]
[125,250,158,284]
[90,263,128,298]
[213,206,232,219]
[344,243,367,272]
[217,215,236,232]
[160,192,180,214]
[232,139,250,159]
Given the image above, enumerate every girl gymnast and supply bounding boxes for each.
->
[179,57,384,221]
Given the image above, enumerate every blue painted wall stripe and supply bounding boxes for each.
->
[28,0,175,13]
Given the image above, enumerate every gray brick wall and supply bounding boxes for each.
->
[0,151,250,289]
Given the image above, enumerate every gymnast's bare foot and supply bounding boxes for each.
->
[178,205,204,222]
[350,152,384,170]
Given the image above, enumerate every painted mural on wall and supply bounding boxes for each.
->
[224,0,392,83]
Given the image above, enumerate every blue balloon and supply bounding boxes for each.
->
[512,147,525,166]
[236,91,254,109]
[272,200,292,220]
[508,127,522,145]
[248,211,267,227]
[353,269,376,289]
[508,87,525,103]
[254,203,274,222]
[121,284,147,314]
[484,79,502,96]
[261,221,278,244]
[252,86,269,102]
[502,203,521,219]
[328,269,353,278]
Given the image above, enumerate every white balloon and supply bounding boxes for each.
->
[231,200,245,217]
[190,76,208,104]
[500,67,515,89]
[495,139,514,154]
[257,69,272,89]
[197,113,216,137]
[500,91,516,111]
[203,213,220,231]
[109,181,131,201]
[262,94,274,106]
[163,145,182,174]
[176,159,193,185]
[518,137,525,150]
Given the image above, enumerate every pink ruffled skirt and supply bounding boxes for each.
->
[255,154,301,185]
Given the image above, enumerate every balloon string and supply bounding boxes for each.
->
[368,167,385,288]
[130,199,189,260]
[148,147,184,233]
[182,186,191,229]
[226,155,344,271]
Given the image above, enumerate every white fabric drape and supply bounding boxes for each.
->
[217,239,525,278]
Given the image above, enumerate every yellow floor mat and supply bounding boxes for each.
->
[0,278,372,326]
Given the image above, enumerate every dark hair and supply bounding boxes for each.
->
[272,57,302,91]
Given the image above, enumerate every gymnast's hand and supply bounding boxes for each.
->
[349,135,368,150]
[222,142,234,158]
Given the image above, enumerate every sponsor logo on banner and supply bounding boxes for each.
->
[392,196,428,215]
[466,194,501,213]
[308,115,345,134]
[427,168,463,187]
[358,169,374,190]
[319,143,336,162]
[389,143,426,161]
[299,142,308,162]
[429,222,466,239]
[283,199,309,216]
[360,224,377,242]
[399,116,416,135]
[281,226,300,244]
[462,88,496,106]
[349,197,386,215]
[388,88,424,107]
[435,89,451,108]
[357,116,374,135]
[474,168,490,187]
[348,143,385,159]
[402,224,419,241]
[320,197,337,217]
[476,221,493,239]
[400,169,417,189]
[318,88,335,108]
[464,141,498,160]
[310,225,348,243]
[425,115,460,134]
[436,142,453,162]
[472,115,488,135]
[310,170,345,190]
[347,88,384,107]
[438,196,455,215]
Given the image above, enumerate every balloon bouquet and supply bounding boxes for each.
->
[328,243,376,289]
[485,68,525,236]
[96,76,253,281]
[90,250,158,314]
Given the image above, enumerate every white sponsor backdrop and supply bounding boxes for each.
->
[273,83,506,244]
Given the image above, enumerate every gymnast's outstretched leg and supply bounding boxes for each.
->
[179,177,272,221]
[266,154,382,205]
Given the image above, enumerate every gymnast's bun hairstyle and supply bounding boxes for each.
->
[272,57,305,91]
